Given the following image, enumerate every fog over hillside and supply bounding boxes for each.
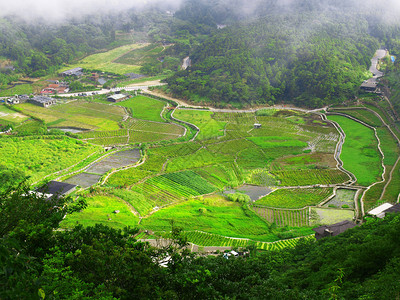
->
[2,0,400,23]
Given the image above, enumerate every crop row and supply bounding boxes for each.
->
[256,188,333,209]
[127,118,184,135]
[89,136,129,146]
[129,130,178,143]
[79,129,128,139]
[150,142,202,158]
[195,163,240,189]
[180,231,312,251]
[252,206,310,227]
[147,171,216,198]
[274,169,349,186]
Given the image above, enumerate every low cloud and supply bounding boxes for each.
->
[0,0,183,22]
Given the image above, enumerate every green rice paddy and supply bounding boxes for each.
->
[328,115,383,186]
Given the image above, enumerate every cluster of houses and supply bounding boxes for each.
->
[41,81,69,95]
[6,95,56,108]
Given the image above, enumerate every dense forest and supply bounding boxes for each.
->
[166,2,387,107]
[1,183,400,299]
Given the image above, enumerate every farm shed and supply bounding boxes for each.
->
[382,203,400,215]
[312,220,356,240]
[29,96,56,108]
[36,180,77,199]
[107,94,129,102]
[368,203,394,218]
[254,123,262,129]
[61,67,84,77]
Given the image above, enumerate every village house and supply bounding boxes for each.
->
[61,67,84,77]
[41,83,70,95]
[312,220,357,240]
[29,96,56,108]
[360,78,378,92]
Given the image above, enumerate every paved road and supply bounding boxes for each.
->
[57,84,167,98]
[370,49,387,78]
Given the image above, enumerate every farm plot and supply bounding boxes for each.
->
[380,162,400,203]
[328,115,383,186]
[244,169,278,186]
[174,109,227,140]
[0,105,29,124]
[179,231,312,250]
[89,136,129,146]
[129,130,179,143]
[61,195,139,229]
[117,96,165,122]
[146,171,217,199]
[252,206,309,227]
[195,162,242,188]
[166,148,232,172]
[256,188,333,209]
[149,142,202,158]
[19,101,125,131]
[114,43,171,66]
[140,196,280,242]
[0,136,100,183]
[79,129,128,139]
[127,118,184,136]
[86,149,141,174]
[330,108,383,127]
[273,169,350,186]
[206,138,255,155]
[323,188,357,208]
[271,153,337,171]
[224,185,273,201]
[310,207,354,225]
[59,43,146,74]
[64,173,102,189]
[247,136,308,160]
[110,188,156,216]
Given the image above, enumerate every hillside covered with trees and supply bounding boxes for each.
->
[1,184,400,299]
[166,2,386,107]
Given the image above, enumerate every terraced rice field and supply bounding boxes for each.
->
[62,108,370,247]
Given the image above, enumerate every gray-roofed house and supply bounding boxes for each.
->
[61,67,84,77]
[312,220,357,240]
[29,96,56,108]
[107,94,129,102]
[360,79,378,92]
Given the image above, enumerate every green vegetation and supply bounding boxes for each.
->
[141,196,281,241]
[117,95,165,122]
[3,182,400,299]
[173,109,226,140]
[18,101,125,131]
[60,44,146,75]
[0,136,100,182]
[328,115,383,186]
[256,188,333,209]
[61,194,139,229]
